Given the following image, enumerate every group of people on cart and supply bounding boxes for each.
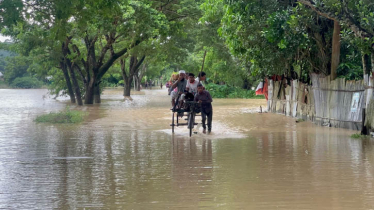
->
[166,70,213,134]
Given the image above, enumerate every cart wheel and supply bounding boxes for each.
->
[188,112,194,137]
[172,112,175,133]
[189,125,192,137]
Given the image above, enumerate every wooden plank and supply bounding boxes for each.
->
[292,80,298,117]
[268,79,274,112]
[285,85,291,116]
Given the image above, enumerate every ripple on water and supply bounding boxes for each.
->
[1,89,374,210]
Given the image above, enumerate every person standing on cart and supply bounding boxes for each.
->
[195,83,213,134]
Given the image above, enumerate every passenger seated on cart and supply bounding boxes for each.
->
[196,71,206,89]
[170,70,187,109]
[168,73,179,95]
[170,74,179,107]
[186,73,199,95]
[195,83,213,134]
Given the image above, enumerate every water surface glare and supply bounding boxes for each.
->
[0,88,374,210]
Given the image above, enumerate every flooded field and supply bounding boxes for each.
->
[0,88,374,209]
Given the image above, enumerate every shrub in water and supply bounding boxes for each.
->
[350,133,363,139]
[11,77,43,89]
[35,107,85,124]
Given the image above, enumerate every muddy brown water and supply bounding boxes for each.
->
[0,88,374,210]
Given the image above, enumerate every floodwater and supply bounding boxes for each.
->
[0,88,374,210]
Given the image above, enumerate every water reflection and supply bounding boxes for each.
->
[171,136,213,208]
[1,89,374,209]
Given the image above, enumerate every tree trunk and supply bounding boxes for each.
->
[137,64,147,91]
[94,83,101,103]
[201,50,207,72]
[133,76,136,91]
[120,55,146,97]
[371,53,374,73]
[242,78,249,89]
[363,53,370,75]
[330,20,341,80]
[60,61,76,104]
[85,79,95,104]
[134,75,141,91]
[66,60,83,106]
[136,76,141,91]
[62,40,83,105]
[124,77,132,96]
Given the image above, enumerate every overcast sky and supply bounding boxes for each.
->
[0,35,12,42]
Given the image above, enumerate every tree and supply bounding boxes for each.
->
[297,0,374,78]
[120,55,146,97]
[1,0,201,104]
[199,0,374,82]
[3,56,31,83]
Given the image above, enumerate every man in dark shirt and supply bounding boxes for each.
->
[194,84,213,134]
[171,70,187,95]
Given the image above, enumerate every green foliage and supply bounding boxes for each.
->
[11,77,43,89]
[351,133,365,139]
[296,118,305,123]
[102,73,123,87]
[337,63,363,81]
[200,0,374,80]
[1,0,201,100]
[35,107,86,124]
[47,67,71,98]
[0,80,8,88]
[3,0,374,98]
[205,83,264,99]
[3,56,31,83]
[0,57,6,72]
[337,42,365,80]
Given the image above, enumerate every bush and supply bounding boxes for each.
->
[205,83,265,99]
[11,77,43,89]
[35,107,86,124]
[0,80,8,88]
[350,133,366,139]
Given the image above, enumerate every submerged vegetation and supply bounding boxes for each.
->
[350,133,371,139]
[295,118,305,123]
[351,133,362,139]
[35,107,86,124]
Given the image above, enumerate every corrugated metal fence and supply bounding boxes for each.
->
[267,74,367,130]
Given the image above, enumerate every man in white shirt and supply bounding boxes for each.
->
[186,73,199,95]
[195,71,206,88]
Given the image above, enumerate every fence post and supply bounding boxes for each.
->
[367,76,373,108]
[361,108,368,135]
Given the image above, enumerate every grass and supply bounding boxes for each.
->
[351,133,366,139]
[296,118,305,123]
[35,107,86,124]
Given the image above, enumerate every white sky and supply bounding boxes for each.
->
[0,35,12,42]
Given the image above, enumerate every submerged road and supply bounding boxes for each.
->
[0,88,373,209]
